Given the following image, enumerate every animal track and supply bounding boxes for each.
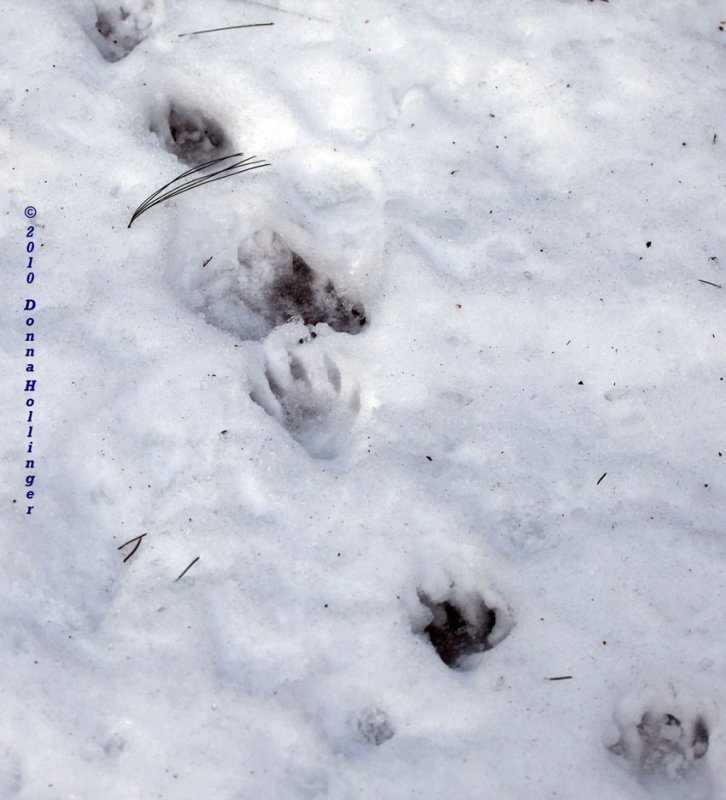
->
[185,228,368,342]
[249,322,361,459]
[610,707,711,798]
[92,1,156,62]
[151,102,229,165]
[237,228,367,336]
[416,588,509,669]
[355,708,394,746]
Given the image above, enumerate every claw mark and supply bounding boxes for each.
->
[325,355,342,392]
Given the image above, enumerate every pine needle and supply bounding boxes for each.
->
[178,22,274,37]
[174,556,200,582]
[128,152,270,228]
[117,533,147,562]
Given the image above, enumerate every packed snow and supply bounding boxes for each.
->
[2,0,726,797]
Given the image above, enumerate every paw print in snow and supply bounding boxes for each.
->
[150,102,229,166]
[237,228,366,336]
[249,323,361,459]
[610,705,712,799]
[92,1,157,62]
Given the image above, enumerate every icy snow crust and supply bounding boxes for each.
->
[1,0,726,797]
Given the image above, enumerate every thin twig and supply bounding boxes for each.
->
[597,472,607,485]
[698,279,722,289]
[128,153,270,228]
[117,533,147,563]
[174,556,200,582]
[547,675,573,681]
[178,22,274,37]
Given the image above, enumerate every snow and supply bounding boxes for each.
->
[2,0,726,797]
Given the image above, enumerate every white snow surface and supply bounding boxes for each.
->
[1,0,726,798]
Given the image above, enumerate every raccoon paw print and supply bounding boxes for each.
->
[610,703,712,798]
[92,1,156,62]
[151,101,229,165]
[415,587,511,670]
[238,228,366,336]
[355,708,394,746]
[249,323,361,459]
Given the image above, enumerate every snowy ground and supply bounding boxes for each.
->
[2,0,726,797]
